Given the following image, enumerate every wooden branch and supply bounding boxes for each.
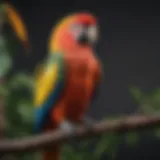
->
[0,114,160,153]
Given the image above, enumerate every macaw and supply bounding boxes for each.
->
[34,12,102,160]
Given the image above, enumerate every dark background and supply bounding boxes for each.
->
[9,1,160,159]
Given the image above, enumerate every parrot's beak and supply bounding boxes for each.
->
[77,25,98,45]
[77,33,89,44]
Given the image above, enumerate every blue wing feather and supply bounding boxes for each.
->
[34,53,64,133]
[34,78,63,132]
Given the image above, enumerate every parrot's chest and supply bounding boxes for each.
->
[66,55,99,103]
[62,55,100,121]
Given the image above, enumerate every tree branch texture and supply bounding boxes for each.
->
[0,114,160,153]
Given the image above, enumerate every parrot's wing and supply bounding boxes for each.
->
[34,53,65,132]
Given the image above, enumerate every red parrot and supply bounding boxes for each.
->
[34,12,102,160]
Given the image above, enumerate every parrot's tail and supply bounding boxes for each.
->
[43,145,61,160]
[43,120,61,160]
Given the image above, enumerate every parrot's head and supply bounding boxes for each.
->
[49,12,98,53]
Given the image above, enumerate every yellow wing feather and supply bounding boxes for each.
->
[34,63,59,107]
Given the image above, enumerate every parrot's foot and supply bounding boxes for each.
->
[59,120,77,134]
[59,121,80,143]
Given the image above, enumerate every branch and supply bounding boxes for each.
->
[0,114,160,153]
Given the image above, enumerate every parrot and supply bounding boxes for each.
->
[34,12,102,160]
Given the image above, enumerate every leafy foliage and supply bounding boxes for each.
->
[130,86,160,139]
[130,86,160,114]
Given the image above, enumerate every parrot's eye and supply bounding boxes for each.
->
[87,25,98,43]
[70,24,84,38]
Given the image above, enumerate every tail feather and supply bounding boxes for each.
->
[43,146,61,160]
[43,120,61,160]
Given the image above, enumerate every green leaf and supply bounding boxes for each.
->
[9,73,34,90]
[0,83,9,97]
[154,128,160,138]
[106,133,121,159]
[0,50,12,77]
[17,101,34,124]
[130,86,160,113]
[139,88,160,113]
[79,140,90,149]
[139,104,156,114]
[125,131,139,147]
[5,74,34,138]
[93,133,110,159]
[93,133,121,160]
[62,145,76,160]
[129,86,144,102]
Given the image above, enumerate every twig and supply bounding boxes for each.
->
[0,114,160,153]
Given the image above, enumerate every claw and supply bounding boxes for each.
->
[59,120,77,134]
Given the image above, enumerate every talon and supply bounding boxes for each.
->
[59,120,77,134]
